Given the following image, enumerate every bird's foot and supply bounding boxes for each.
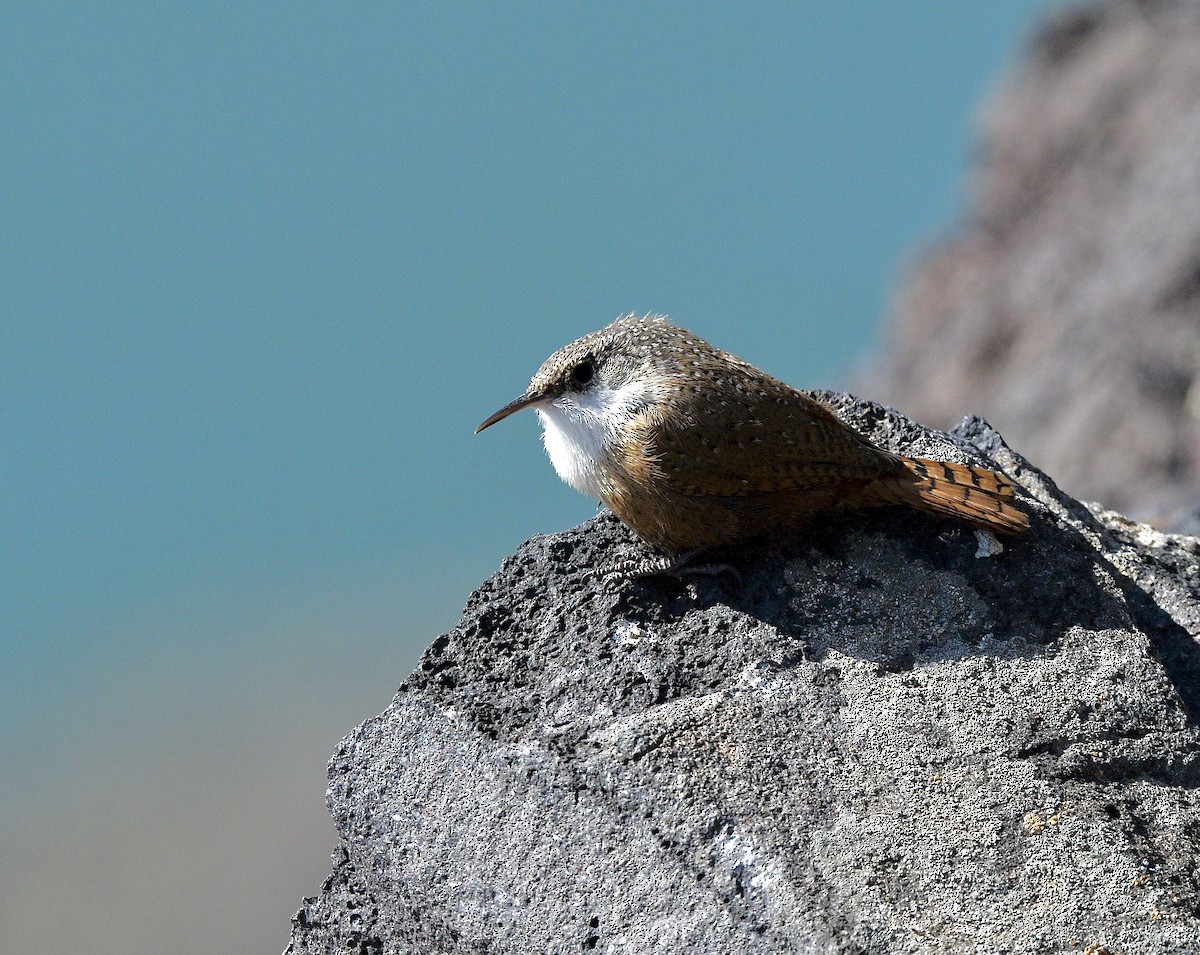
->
[600,548,743,587]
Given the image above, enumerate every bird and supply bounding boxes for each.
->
[476,314,1028,556]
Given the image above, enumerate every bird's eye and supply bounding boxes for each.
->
[570,357,595,388]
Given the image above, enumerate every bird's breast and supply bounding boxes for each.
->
[536,381,666,503]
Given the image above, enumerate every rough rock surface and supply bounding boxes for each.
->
[287,395,1200,955]
[863,0,1200,529]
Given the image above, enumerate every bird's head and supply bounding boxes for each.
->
[476,313,693,499]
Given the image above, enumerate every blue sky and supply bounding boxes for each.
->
[0,4,1060,952]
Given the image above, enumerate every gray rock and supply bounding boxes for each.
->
[863,0,1200,528]
[287,396,1200,955]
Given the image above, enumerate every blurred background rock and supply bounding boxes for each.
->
[862,0,1200,531]
[16,2,1200,953]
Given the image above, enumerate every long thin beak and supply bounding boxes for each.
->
[475,392,545,433]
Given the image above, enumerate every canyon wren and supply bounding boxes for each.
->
[476,314,1029,554]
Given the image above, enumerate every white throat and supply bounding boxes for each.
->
[537,381,652,500]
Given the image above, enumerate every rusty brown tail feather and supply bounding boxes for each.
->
[871,457,1030,535]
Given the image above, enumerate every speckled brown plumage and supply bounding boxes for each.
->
[479,314,1029,553]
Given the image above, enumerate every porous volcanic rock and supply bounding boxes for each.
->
[287,396,1200,955]
[864,0,1200,529]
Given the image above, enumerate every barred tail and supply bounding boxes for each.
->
[874,456,1030,535]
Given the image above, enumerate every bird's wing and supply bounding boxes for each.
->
[633,375,898,497]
